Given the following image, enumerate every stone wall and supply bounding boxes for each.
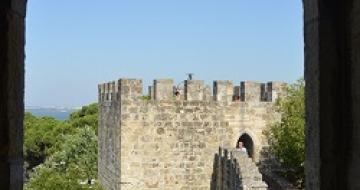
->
[98,78,286,190]
[4,1,360,189]
[98,81,121,190]
[210,147,267,190]
[304,0,360,189]
[258,148,298,190]
[0,0,27,190]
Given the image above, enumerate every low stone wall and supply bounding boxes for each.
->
[261,170,298,190]
[211,147,267,190]
[258,148,299,190]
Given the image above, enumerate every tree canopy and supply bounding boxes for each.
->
[264,79,305,188]
[24,103,103,190]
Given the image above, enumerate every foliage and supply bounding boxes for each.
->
[25,126,102,190]
[24,113,71,155]
[25,166,103,190]
[24,103,102,190]
[69,103,98,132]
[24,104,98,168]
[52,126,98,182]
[24,113,74,172]
[264,79,305,188]
[140,95,151,101]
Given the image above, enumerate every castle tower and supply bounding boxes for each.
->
[98,78,286,190]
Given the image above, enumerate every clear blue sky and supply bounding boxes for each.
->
[25,0,303,108]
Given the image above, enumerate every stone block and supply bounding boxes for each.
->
[241,81,261,102]
[154,79,174,101]
[213,80,233,102]
[119,79,142,101]
[184,80,204,101]
[266,81,287,102]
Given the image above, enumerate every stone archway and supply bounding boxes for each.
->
[237,133,254,158]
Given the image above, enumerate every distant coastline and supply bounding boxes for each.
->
[25,107,78,120]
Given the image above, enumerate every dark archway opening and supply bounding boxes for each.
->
[237,133,254,158]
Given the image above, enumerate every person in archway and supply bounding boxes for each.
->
[237,141,247,154]
[174,90,181,100]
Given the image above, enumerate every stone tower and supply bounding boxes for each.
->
[98,78,286,190]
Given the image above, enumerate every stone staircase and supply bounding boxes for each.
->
[211,147,267,190]
[231,150,268,190]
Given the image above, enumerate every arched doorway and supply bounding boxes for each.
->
[237,133,254,158]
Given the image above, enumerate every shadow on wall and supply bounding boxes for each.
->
[210,153,218,190]
[210,151,243,190]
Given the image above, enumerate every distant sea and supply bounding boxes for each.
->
[25,107,77,121]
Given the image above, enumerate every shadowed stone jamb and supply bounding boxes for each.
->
[4,0,360,189]
[234,86,241,100]
[148,86,154,100]
[0,0,27,189]
[304,0,360,189]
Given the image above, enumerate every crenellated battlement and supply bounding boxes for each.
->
[98,78,287,103]
[98,79,143,102]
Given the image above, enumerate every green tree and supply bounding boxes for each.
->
[264,79,305,187]
[25,126,102,190]
[24,103,99,163]
[24,113,73,173]
[24,103,103,190]
[69,103,98,132]
[52,126,98,184]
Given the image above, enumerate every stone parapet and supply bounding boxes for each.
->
[98,78,287,103]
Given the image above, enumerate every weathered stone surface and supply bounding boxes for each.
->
[241,81,262,102]
[0,0,26,189]
[184,80,204,101]
[210,148,268,190]
[154,79,174,101]
[99,78,285,190]
[304,0,360,189]
[4,1,360,189]
[213,80,233,102]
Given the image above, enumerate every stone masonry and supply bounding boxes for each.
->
[98,78,286,190]
[0,1,27,189]
[210,147,267,190]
